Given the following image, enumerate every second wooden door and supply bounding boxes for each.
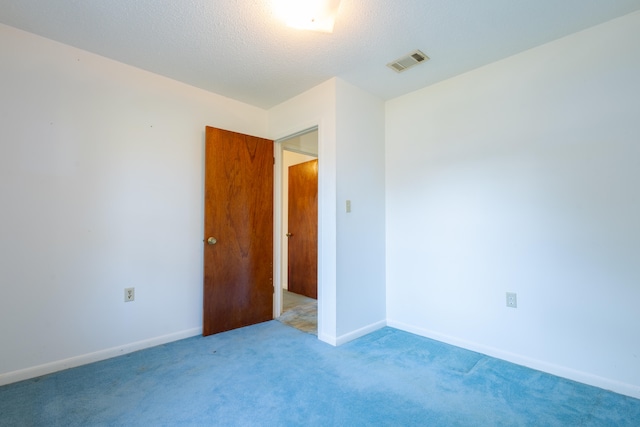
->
[287,159,318,299]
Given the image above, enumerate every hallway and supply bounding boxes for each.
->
[277,290,317,335]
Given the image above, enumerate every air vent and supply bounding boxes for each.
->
[387,50,430,73]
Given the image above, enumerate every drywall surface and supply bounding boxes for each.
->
[335,80,386,339]
[280,130,318,157]
[385,12,640,398]
[269,79,338,343]
[0,24,267,381]
[269,78,386,345]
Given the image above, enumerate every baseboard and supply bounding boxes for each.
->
[387,319,640,400]
[0,327,202,387]
[318,332,337,346]
[335,319,387,346]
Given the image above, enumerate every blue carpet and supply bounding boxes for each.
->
[1,321,638,426]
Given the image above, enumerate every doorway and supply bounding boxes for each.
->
[275,129,318,334]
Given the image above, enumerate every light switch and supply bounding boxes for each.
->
[346,200,351,213]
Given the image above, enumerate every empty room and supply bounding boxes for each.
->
[1,1,639,425]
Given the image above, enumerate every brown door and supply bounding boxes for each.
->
[203,127,273,336]
[287,159,318,299]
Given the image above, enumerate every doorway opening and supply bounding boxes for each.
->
[274,128,318,335]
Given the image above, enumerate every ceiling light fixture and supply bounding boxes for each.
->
[272,0,341,33]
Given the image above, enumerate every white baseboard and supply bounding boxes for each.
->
[387,319,640,400]
[335,319,387,346]
[0,327,202,387]
[318,333,337,346]
[318,320,387,346]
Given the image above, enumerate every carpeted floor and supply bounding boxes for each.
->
[1,321,639,426]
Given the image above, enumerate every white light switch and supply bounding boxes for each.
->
[346,200,351,213]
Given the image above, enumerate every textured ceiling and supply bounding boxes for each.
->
[1,0,640,109]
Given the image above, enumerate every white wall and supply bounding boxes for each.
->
[335,80,386,340]
[269,79,339,343]
[280,130,318,157]
[385,12,640,398]
[269,78,387,345]
[0,24,267,383]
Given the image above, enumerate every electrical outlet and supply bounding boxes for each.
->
[506,292,517,308]
[124,287,135,302]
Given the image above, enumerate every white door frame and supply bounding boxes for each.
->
[273,126,319,319]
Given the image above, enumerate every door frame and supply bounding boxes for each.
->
[273,126,319,320]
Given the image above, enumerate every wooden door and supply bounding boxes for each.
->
[287,159,318,299]
[203,127,273,336]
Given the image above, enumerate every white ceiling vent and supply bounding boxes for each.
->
[387,50,430,73]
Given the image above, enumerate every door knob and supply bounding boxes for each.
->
[207,237,217,245]
[286,233,293,237]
